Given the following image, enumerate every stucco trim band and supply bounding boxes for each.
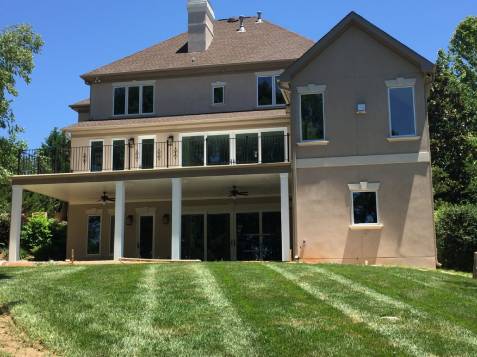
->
[296,152,430,169]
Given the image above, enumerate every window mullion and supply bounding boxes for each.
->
[139,85,143,114]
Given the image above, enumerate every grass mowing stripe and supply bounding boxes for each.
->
[192,264,256,357]
[267,264,431,357]
[117,264,187,356]
[315,266,477,349]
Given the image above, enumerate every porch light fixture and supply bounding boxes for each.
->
[167,136,174,146]
[126,215,134,226]
[162,214,170,225]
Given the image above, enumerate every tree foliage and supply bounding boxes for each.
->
[0,24,43,130]
[429,16,477,206]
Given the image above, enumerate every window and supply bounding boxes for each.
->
[112,140,125,171]
[90,140,103,172]
[87,216,101,255]
[113,83,154,116]
[207,135,229,165]
[236,133,259,164]
[212,84,225,105]
[386,78,416,137]
[348,183,380,226]
[110,216,115,255]
[300,93,324,141]
[139,137,155,169]
[113,87,126,115]
[182,136,205,167]
[261,131,285,163]
[257,74,285,107]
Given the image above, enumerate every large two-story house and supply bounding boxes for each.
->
[8,1,437,268]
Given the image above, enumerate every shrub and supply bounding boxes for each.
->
[21,214,52,252]
[435,204,477,272]
[0,213,9,248]
[32,219,67,261]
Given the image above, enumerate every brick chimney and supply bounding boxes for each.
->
[187,0,215,52]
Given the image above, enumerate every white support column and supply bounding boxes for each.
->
[280,173,291,262]
[171,178,182,260]
[8,186,23,262]
[114,181,126,260]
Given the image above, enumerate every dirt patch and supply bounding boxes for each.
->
[0,306,52,357]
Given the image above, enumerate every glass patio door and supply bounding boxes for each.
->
[236,213,260,260]
[207,214,230,261]
[181,215,204,260]
[140,139,155,169]
[236,212,282,261]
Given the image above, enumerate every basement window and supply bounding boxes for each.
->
[348,182,381,226]
[113,82,155,116]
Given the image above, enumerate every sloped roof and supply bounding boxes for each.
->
[281,12,434,82]
[63,109,288,132]
[81,17,314,81]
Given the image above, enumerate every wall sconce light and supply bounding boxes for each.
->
[162,214,170,225]
[167,135,174,146]
[356,103,366,115]
[126,215,134,226]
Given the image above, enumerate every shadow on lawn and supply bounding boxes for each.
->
[0,273,12,281]
[0,301,21,316]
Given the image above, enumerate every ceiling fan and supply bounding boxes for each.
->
[98,192,115,204]
[229,186,248,198]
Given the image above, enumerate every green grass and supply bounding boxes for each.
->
[0,263,476,356]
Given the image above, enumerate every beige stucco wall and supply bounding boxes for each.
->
[290,25,430,158]
[295,163,436,268]
[66,197,281,261]
[90,70,284,120]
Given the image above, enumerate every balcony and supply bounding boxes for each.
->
[17,133,290,175]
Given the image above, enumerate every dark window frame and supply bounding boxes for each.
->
[257,74,286,107]
[87,215,101,255]
[351,190,379,225]
[113,84,155,116]
[388,86,416,137]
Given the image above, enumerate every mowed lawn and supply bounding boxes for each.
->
[0,263,476,356]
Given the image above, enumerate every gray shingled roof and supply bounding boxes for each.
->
[81,17,314,80]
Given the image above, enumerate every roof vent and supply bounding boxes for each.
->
[256,11,263,23]
[238,16,246,32]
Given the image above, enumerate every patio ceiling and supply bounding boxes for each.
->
[22,174,282,204]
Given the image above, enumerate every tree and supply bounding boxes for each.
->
[429,17,477,206]
[0,24,43,130]
[0,24,43,215]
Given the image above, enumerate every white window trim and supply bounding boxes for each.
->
[86,215,102,256]
[298,85,327,143]
[386,78,417,138]
[256,70,285,108]
[89,139,104,172]
[111,138,126,171]
[348,182,382,229]
[179,127,288,167]
[138,135,157,169]
[211,82,226,106]
[112,81,156,117]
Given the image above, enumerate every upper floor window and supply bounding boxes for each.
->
[212,82,225,105]
[257,72,285,107]
[298,84,326,141]
[386,78,416,137]
[113,82,155,116]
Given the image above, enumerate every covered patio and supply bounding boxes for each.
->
[8,166,291,262]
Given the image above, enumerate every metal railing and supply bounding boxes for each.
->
[17,134,290,175]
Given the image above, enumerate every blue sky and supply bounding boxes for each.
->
[1,0,476,148]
